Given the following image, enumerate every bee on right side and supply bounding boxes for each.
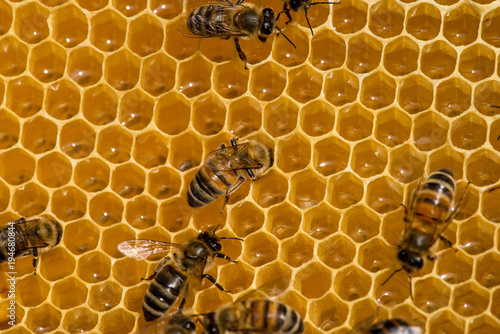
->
[350,318,422,334]
[278,0,340,36]
[382,168,469,298]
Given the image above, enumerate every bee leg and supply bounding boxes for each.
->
[220,176,246,214]
[233,38,248,70]
[230,137,239,148]
[214,252,238,264]
[448,181,471,221]
[32,247,39,275]
[142,257,169,281]
[283,4,292,25]
[438,235,457,252]
[202,274,234,293]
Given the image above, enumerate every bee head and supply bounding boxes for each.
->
[247,140,273,177]
[289,0,309,11]
[198,231,222,252]
[397,249,424,273]
[38,217,63,247]
[260,8,276,38]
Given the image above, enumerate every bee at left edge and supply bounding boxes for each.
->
[187,137,273,213]
[186,0,296,69]
[0,215,63,274]
[382,168,469,298]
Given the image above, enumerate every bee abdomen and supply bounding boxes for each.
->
[368,318,415,334]
[246,300,303,334]
[187,5,227,36]
[420,168,456,205]
[187,168,225,207]
[143,265,187,321]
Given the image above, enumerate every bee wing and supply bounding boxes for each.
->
[206,143,263,172]
[118,240,182,261]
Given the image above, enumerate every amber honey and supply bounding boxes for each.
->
[0,0,500,333]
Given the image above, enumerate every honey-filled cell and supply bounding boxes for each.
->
[436,249,473,285]
[104,49,141,91]
[25,304,61,334]
[251,169,288,208]
[300,100,335,137]
[303,202,339,240]
[324,68,359,106]
[287,65,323,103]
[0,35,28,77]
[0,108,20,150]
[128,14,163,57]
[63,307,98,333]
[276,133,311,173]
[328,172,364,209]
[267,203,302,240]
[213,60,249,99]
[164,16,198,61]
[125,195,157,230]
[309,293,348,331]
[280,233,315,268]
[45,80,81,120]
[442,4,480,46]
[334,265,372,302]
[11,182,48,217]
[192,94,226,136]
[369,0,405,39]
[112,0,146,16]
[14,2,50,44]
[169,131,203,172]
[366,176,402,214]
[458,44,496,83]
[434,78,471,117]
[0,0,12,36]
[383,36,419,76]
[29,41,66,83]
[482,8,500,48]
[21,115,57,154]
[242,231,278,267]
[67,46,104,87]
[374,107,411,147]
[428,146,465,180]
[16,274,50,307]
[133,131,168,169]
[360,71,396,109]
[309,29,346,71]
[159,197,191,233]
[37,152,72,188]
[228,201,264,238]
[64,219,100,255]
[51,186,87,222]
[228,96,261,137]
[318,234,356,270]
[428,310,464,334]
[313,137,350,177]
[77,251,111,284]
[52,4,87,48]
[346,32,382,74]
[90,8,126,52]
[466,149,500,187]
[413,111,449,151]
[452,282,490,317]
[272,26,309,67]
[289,169,326,209]
[420,40,457,79]
[119,89,154,131]
[60,119,96,159]
[263,97,299,138]
[151,0,183,20]
[39,247,76,282]
[97,125,133,164]
[351,139,388,178]
[6,76,43,118]
[469,315,500,334]
[0,147,35,185]
[331,0,367,34]
[406,3,441,41]
[389,144,426,183]
[177,54,213,98]
[476,252,500,289]
[51,277,88,310]
[111,163,145,198]
[358,237,393,273]
[250,62,286,102]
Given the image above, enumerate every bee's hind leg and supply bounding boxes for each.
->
[32,248,39,275]
[233,38,248,69]
[214,252,238,264]
[438,234,458,252]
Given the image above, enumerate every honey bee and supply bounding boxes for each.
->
[118,227,242,322]
[351,318,422,334]
[186,0,295,68]
[382,168,469,298]
[277,0,340,36]
[0,216,63,274]
[187,137,273,213]
[135,311,196,334]
[203,299,304,334]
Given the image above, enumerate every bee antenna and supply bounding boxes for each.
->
[304,8,313,36]
[409,273,414,300]
[381,267,403,286]
[489,105,500,108]
[220,237,244,242]
[276,26,296,49]
[213,224,221,233]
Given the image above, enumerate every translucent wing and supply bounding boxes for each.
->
[118,240,182,261]
[205,142,263,172]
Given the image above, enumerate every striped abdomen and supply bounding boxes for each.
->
[143,264,187,322]
[187,165,237,207]
[239,300,303,333]
[413,168,455,223]
[367,318,419,334]
[187,5,233,37]
[0,223,29,263]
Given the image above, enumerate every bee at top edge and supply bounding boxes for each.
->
[350,317,422,334]
[185,0,296,69]
[0,215,63,275]
[187,137,273,214]
[118,226,242,322]
[382,168,469,299]
[277,0,340,36]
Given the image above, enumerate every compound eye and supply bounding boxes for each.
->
[412,256,424,269]
[209,324,218,334]
[397,250,408,262]
[184,321,196,330]
[213,241,222,252]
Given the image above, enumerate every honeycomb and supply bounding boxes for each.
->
[0,0,500,333]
